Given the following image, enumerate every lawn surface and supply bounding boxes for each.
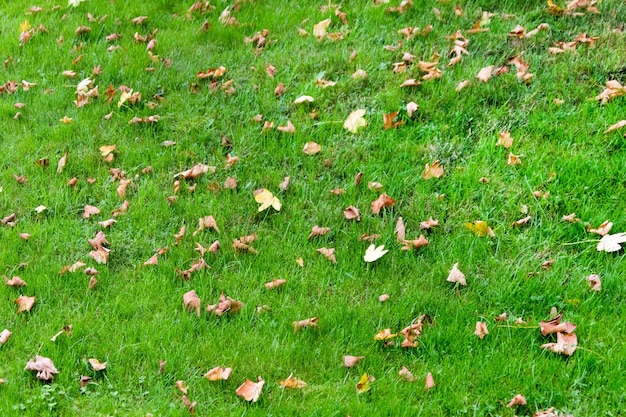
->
[0,0,625,415]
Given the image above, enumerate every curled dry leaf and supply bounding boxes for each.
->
[419,217,439,230]
[539,314,576,336]
[508,152,522,165]
[313,18,331,40]
[401,235,429,250]
[586,274,601,292]
[193,215,219,235]
[344,109,367,133]
[400,315,429,348]
[541,332,578,356]
[512,215,532,227]
[477,65,494,82]
[406,101,419,116]
[344,206,361,221]
[447,262,466,286]
[254,189,281,212]
[496,131,513,148]
[265,278,286,289]
[424,372,435,390]
[507,394,527,407]
[5,276,27,287]
[303,141,321,155]
[89,358,107,371]
[117,179,131,199]
[57,151,68,173]
[278,120,295,133]
[395,217,405,242]
[294,95,314,104]
[60,260,86,275]
[343,355,365,368]
[15,295,36,314]
[143,254,158,266]
[378,293,390,302]
[25,355,59,381]
[422,160,444,179]
[474,321,489,339]
[371,193,395,215]
[604,120,626,134]
[176,380,189,394]
[317,247,336,263]
[0,329,12,345]
[309,225,331,239]
[208,240,220,253]
[562,213,580,223]
[279,176,290,191]
[205,366,232,381]
[207,293,244,316]
[183,290,201,316]
[383,111,404,129]
[280,373,307,389]
[374,328,397,340]
[89,248,109,264]
[83,205,100,219]
[175,163,215,179]
[588,220,612,236]
[236,377,265,402]
[293,317,318,333]
[399,365,415,382]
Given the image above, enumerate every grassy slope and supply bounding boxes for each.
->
[0,0,625,415]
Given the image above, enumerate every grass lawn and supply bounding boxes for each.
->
[0,0,625,415]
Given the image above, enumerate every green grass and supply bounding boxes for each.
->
[0,0,625,415]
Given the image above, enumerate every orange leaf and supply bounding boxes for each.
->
[424,372,435,390]
[280,373,307,389]
[293,317,318,332]
[422,160,444,179]
[371,193,395,215]
[343,355,365,368]
[302,141,321,155]
[309,225,330,239]
[401,235,429,250]
[474,321,489,339]
[235,377,264,402]
[343,206,361,221]
[183,290,201,316]
[317,247,336,263]
[89,358,107,371]
[15,295,36,314]
[205,366,232,381]
[265,278,286,289]
[383,111,404,130]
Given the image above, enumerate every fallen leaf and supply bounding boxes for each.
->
[60,260,86,274]
[313,19,331,41]
[89,248,109,264]
[497,131,513,148]
[277,120,295,133]
[447,262,467,286]
[364,244,389,262]
[83,205,100,219]
[279,176,290,191]
[378,293,390,302]
[586,274,601,291]
[143,254,158,266]
[99,144,116,158]
[507,394,527,407]
[280,373,307,389]
[25,356,59,381]
[399,366,415,382]
[317,247,336,263]
[374,328,397,340]
[401,235,429,250]
[265,278,287,289]
[175,163,215,179]
[309,225,331,239]
[344,206,361,221]
[604,120,626,134]
[477,65,494,82]
[5,276,27,287]
[343,355,365,368]
[588,220,612,236]
[395,217,405,242]
[456,80,469,91]
[541,332,578,356]
[0,329,12,345]
[303,141,321,155]
[465,220,495,237]
[57,151,68,173]
[236,377,264,402]
[356,373,374,394]
[205,366,232,381]
[89,359,107,371]
[512,215,532,227]
[419,217,439,230]
[424,372,435,390]
[254,189,281,212]
[422,160,444,179]
[206,293,244,316]
[193,215,220,235]
[371,193,395,214]
[15,295,35,313]
[344,109,367,133]
[383,111,404,129]
[176,380,188,394]
[474,322,489,339]
[294,95,314,104]
[293,317,318,333]
[539,314,576,336]
[597,233,626,252]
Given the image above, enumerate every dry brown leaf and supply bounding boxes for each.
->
[83,205,100,219]
[371,193,395,215]
[507,394,527,407]
[89,248,109,264]
[447,262,466,286]
[497,131,513,148]
[293,317,318,333]
[401,235,429,250]
[474,321,489,339]
[25,355,59,381]
[176,380,188,394]
[60,260,86,275]
[176,163,215,179]
[456,80,469,91]
[236,377,264,402]
[476,65,494,82]
[383,111,404,130]
[0,329,12,345]
[344,109,367,133]
[57,151,68,173]
[344,206,361,221]
[378,293,390,302]
[5,276,27,287]
[586,274,601,292]
[280,373,307,389]
[309,225,331,239]
[399,365,415,382]
[265,278,287,289]
[588,220,612,236]
[604,120,626,134]
[317,247,336,263]
[143,254,158,266]
[374,328,398,340]
[424,372,435,390]
[89,358,107,371]
[352,69,367,79]
[395,217,405,242]
[539,314,576,336]
[205,366,232,381]
[208,240,220,253]
[343,355,365,368]
[279,176,290,191]
[400,315,429,348]
[512,215,532,227]
[207,293,244,316]
[422,160,444,179]
[112,200,130,217]
[508,153,522,165]
[541,332,578,356]
[419,217,439,230]
[313,18,331,41]
[16,295,35,313]
[303,141,321,155]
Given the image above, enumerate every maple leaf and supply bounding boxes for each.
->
[541,332,578,356]
[364,244,389,262]
[16,295,35,313]
[424,372,435,390]
[371,193,395,214]
[25,356,59,381]
[586,274,601,291]
[344,109,367,133]
[317,247,336,263]
[496,131,513,148]
[588,220,612,236]
[313,18,331,41]
[254,189,281,212]
[89,359,107,371]
[465,220,495,237]
[419,217,439,230]
[383,111,404,129]
[344,206,361,221]
[302,141,321,155]
[422,160,444,179]
[205,366,232,381]
[447,262,466,286]
[280,373,307,389]
[236,377,264,402]
[539,314,576,336]
[265,278,287,289]
[474,322,489,339]
[89,248,109,264]
[356,373,374,394]
[309,225,330,239]
[399,366,415,382]
[343,355,365,368]
[477,65,494,82]
[5,276,27,287]
[597,233,626,252]
[193,215,219,235]
[507,394,527,407]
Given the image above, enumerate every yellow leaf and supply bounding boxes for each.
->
[254,189,281,212]
[313,19,331,40]
[356,373,374,394]
[547,0,565,16]
[465,220,495,237]
[99,144,116,157]
[20,20,31,33]
[344,109,367,133]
